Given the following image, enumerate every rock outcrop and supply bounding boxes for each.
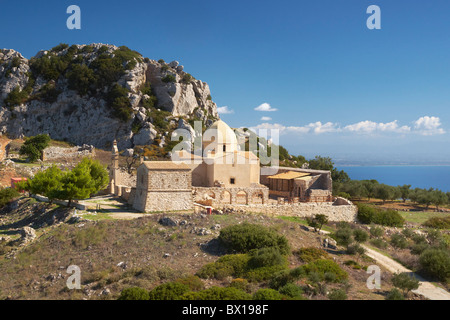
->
[0,44,219,151]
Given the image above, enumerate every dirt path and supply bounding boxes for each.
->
[363,245,450,300]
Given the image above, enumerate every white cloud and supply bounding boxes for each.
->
[261,116,272,121]
[414,116,446,136]
[250,121,338,135]
[255,103,278,112]
[344,120,411,134]
[217,106,234,114]
[250,116,445,138]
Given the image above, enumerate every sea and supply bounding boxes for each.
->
[335,166,450,193]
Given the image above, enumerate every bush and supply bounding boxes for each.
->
[346,243,366,255]
[419,248,450,282]
[19,134,51,162]
[375,210,405,227]
[183,287,251,300]
[118,287,149,300]
[370,238,388,249]
[357,203,377,224]
[219,223,290,255]
[228,278,251,292]
[252,289,283,300]
[107,84,132,121]
[278,283,304,299]
[4,86,30,108]
[196,254,249,280]
[370,225,384,238]
[423,216,450,230]
[357,204,405,227]
[175,276,204,291]
[353,229,369,243]
[247,247,286,269]
[328,289,347,300]
[391,272,420,295]
[162,74,176,83]
[390,234,409,249]
[411,242,429,255]
[294,247,329,263]
[0,188,20,208]
[334,228,353,248]
[244,265,288,282]
[386,288,404,300]
[148,282,190,300]
[67,64,96,96]
[301,259,348,282]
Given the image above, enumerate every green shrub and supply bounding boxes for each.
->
[328,288,347,300]
[390,234,409,249]
[148,282,190,300]
[357,204,405,227]
[67,64,96,96]
[19,134,51,162]
[386,288,404,300]
[107,84,132,121]
[175,276,204,291]
[247,247,286,269]
[278,283,304,299]
[334,228,353,248]
[294,247,329,263]
[391,272,420,295]
[419,248,450,282]
[252,289,283,300]
[374,210,405,227]
[423,216,450,229]
[118,287,149,300]
[4,86,30,108]
[183,287,251,300]
[346,243,366,255]
[370,225,384,238]
[219,223,290,255]
[343,260,363,270]
[301,259,348,282]
[357,203,377,224]
[411,242,429,255]
[244,265,287,282]
[228,278,251,292]
[11,56,21,68]
[162,74,176,83]
[196,254,249,280]
[370,238,388,249]
[401,228,415,238]
[181,73,193,84]
[0,188,20,208]
[269,270,294,290]
[51,43,69,52]
[353,229,369,243]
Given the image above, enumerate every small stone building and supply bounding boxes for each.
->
[263,167,332,202]
[132,161,193,212]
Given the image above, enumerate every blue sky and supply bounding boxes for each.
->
[1,0,449,164]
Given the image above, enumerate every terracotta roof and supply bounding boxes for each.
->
[142,161,191,170]
[267,171,311,180]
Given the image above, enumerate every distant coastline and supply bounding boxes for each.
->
[336,165,450,192]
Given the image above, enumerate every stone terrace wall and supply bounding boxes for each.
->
[220,198,357,222]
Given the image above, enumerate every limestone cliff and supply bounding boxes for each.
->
[0,44,219,150]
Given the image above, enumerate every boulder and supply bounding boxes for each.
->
[159,217,179,227]
[20,227,36,243]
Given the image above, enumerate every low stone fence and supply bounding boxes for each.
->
[219,197,358,222]
[32,194,88,210]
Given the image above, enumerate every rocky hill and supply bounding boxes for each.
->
[0,44,219,151]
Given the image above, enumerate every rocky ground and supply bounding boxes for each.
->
[0,196,406,300]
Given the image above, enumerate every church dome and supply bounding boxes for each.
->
[203,120,238,152]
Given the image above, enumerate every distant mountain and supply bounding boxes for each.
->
[0,44,219,151]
